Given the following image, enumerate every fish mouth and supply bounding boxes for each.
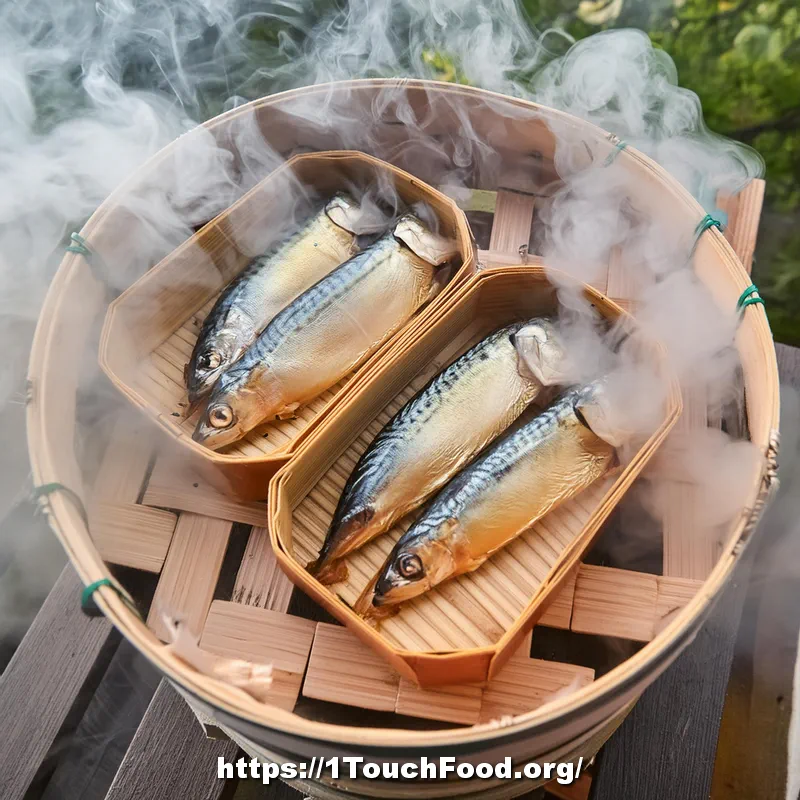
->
[307,557,349,586]
[312,507,377,575]
[372,575,429,607]
[191,423,239,450]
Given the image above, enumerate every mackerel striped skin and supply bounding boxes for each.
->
[193,216,448,450]
[310,320,554,584]
[360,385,616,614]
[185,194,359,403]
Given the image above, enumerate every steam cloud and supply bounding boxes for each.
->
[1,0,773,715]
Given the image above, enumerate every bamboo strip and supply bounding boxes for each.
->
[488,191,535,255]
[89,502,177,573]
[718,180,764,274]
[395,679,483,725]
[655,576,703,635]
[90,416,153,504]
[538,570,577,630]
[662,387,719,580]
[570,565,658,642]
[477,249,545,269]
[142,457,267,527]
[302,623,401,712]
[233,527,294,611]
[300,622,599,725]
[147,513,232,642]
[479,659,595,724]
[509,630,533,662]
[201,601,317,711]
[605,245,638,311]
[438,186,498,213]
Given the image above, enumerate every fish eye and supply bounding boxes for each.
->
[199,351,222,370]
[208,404,234,429]
[397,553,423,579]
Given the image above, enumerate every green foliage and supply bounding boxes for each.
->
[523,0,800,345]
[241,0,800,343]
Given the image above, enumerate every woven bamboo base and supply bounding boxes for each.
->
[85,178,761,732]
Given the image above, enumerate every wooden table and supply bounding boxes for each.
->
[0,341,797,800]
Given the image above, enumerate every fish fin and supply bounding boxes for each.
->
[325,194,365,234]
[276,402,300,420]
[427,264,453,301]
[574,386,632,447]
[353,568,383,617]
[360,603,400,629]
[183,362,190,384]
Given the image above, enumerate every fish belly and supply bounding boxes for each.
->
[460,422,615,564]
[269,247,437,409]
[371,345,537,524]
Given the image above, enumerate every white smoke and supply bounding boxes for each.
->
[0,0,774,714]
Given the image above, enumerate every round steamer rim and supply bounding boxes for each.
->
[27,78,779,750]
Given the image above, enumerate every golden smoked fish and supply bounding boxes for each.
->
[355,383,617,620]
[309,318,567,585]
[192,214,457,450]
[185,194,362,403]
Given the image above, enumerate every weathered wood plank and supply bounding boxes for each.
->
[710,343,800,800]
[591,545,755,800]
[39,640,161,800]
[0,565,117,800]
[593,345,794,800]
[105,680,238,800]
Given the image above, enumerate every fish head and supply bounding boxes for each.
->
[186,330,244,404]
[191,365,273,450]
[313,507,377,578]
[371,527,457,607]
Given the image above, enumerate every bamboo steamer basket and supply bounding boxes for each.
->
[269,267,681,687]
[27,79,779,797]
[98,150,474,501]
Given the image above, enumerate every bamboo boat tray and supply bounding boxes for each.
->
[99,151,475,500]
[269,266,682,687]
